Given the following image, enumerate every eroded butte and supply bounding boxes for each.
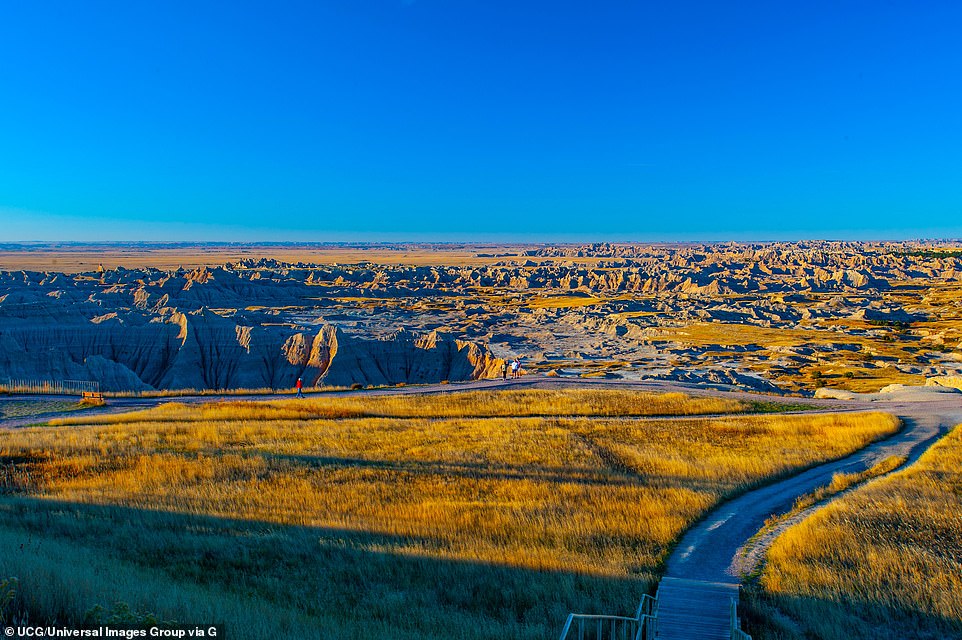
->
[0,241,960,393]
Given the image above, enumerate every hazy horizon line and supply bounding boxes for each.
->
[2,237,961,246]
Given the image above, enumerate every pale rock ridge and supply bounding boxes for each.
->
[235,325,252,353]
[283,333,310,366]
[0,275,501,391]
[308,325,338,373]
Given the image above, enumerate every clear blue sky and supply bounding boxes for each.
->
[1,1,960,241]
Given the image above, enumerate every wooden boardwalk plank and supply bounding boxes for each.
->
[655,577,740,640]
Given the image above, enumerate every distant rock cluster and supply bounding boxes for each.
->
[0,241,959,392]
[0,265,501,391]
[224,242,962,295]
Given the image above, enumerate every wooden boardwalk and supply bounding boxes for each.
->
[655,577,740,640]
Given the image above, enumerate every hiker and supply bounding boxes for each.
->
[295,377,303,398]
[501,361,508,380]
[510,359,519,379]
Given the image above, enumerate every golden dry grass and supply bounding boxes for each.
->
[756,456,907,538]
[786,455,905,515]
[650,322,860,349]
[803,368,927,393]
[744,424,962,640]
[528,295,603,309]
[0,391,900,639]
[49,389,749,426]
[644,314,953,394]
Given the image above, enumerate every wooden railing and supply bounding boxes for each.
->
[2,378,102,399]
[557,613,640,640]
[559,594,657,640]
[636,593,657,625]
[730,597,752,640]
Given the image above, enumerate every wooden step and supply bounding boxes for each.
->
[655,577,741,640]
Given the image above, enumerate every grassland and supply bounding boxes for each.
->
[0,399,84,420]
[51,389,748,425]
[0,390,900,639]
[743,423,962,640]
[646,319,940,393]
[528,295,603,309]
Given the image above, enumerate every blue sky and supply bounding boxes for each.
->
[1,1,960,241]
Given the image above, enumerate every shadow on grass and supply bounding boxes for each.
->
[0,495,649,639]
[0,447,736,496]
[740,585,962,640]
[264,452,737,494]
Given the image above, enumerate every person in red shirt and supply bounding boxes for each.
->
[295,377,303,398]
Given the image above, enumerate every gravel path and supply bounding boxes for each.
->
[664,388,962,585]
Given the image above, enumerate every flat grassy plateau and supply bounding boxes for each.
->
[0,390,899,639]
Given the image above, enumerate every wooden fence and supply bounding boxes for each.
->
[2,378,102,400]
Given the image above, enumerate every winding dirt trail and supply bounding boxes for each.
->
[664,388,962,585]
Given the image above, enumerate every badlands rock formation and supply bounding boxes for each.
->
[0,267,501,390]
[1,241,960,393]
